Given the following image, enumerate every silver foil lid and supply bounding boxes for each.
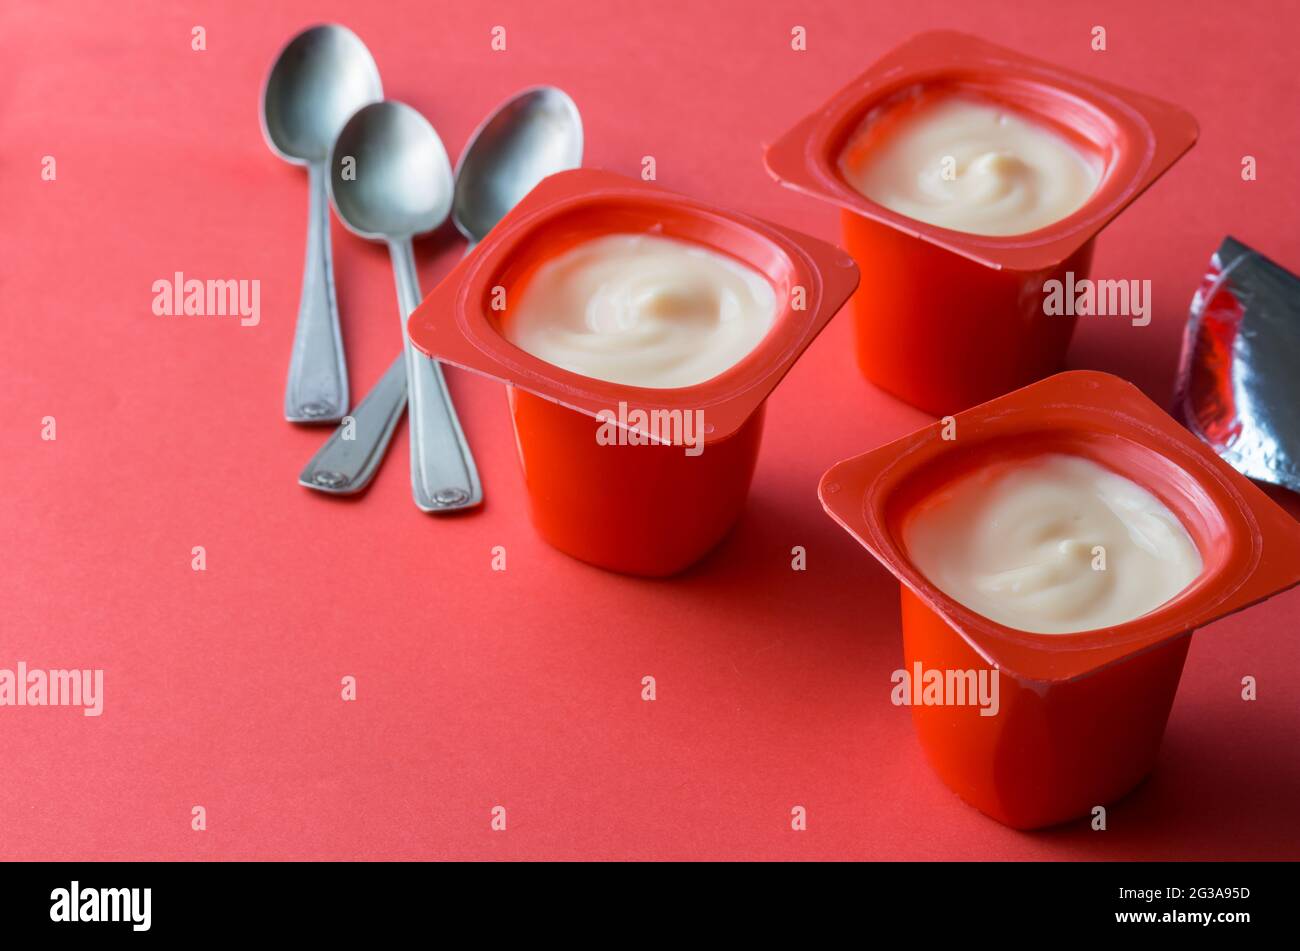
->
[1175,236,1300,492]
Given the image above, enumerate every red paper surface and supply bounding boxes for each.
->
[3,0,1297,860]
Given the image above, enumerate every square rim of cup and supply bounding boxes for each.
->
[818,369,1300,683]
[763,29,1200,273]
[407,168,861,447]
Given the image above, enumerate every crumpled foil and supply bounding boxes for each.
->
[1175,236,1300,492]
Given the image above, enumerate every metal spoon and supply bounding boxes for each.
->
[261,24,381,423]
[315,100,480,512]
[300,87,583,499]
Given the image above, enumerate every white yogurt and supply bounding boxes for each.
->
[503,233,777,389]
[838,95,1102,236]
[902,454,1202,634]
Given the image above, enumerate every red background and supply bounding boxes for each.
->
[4,0,1298,860]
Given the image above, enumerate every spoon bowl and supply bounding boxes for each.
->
[453,86,583,244]
[261,24,382,164]
[329,101,453,240]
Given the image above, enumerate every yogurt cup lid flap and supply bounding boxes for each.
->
[764,30,1198,273]
[1176,236,1300,493]
[408,169,860,445]
[819,370,1300,682]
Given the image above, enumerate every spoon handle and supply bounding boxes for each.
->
[297,352,406,494]
[283,161,349,423]
[391,239,483,512]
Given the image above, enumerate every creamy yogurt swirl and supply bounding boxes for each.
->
[838,95,1102,236]
[902,454,1202,634]
[503,233,777,389]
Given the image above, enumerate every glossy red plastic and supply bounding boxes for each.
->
[410,169,860,575]
[819,370,1300,829]
[765,31,1199,415]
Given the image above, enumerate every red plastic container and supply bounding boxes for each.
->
[820,370,1300,829]
[409,169,859,576]
[765,31,1199,415]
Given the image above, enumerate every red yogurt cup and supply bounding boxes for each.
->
[409,169,859,576]
[765,31,1199,416]
[820,370,1300,829]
